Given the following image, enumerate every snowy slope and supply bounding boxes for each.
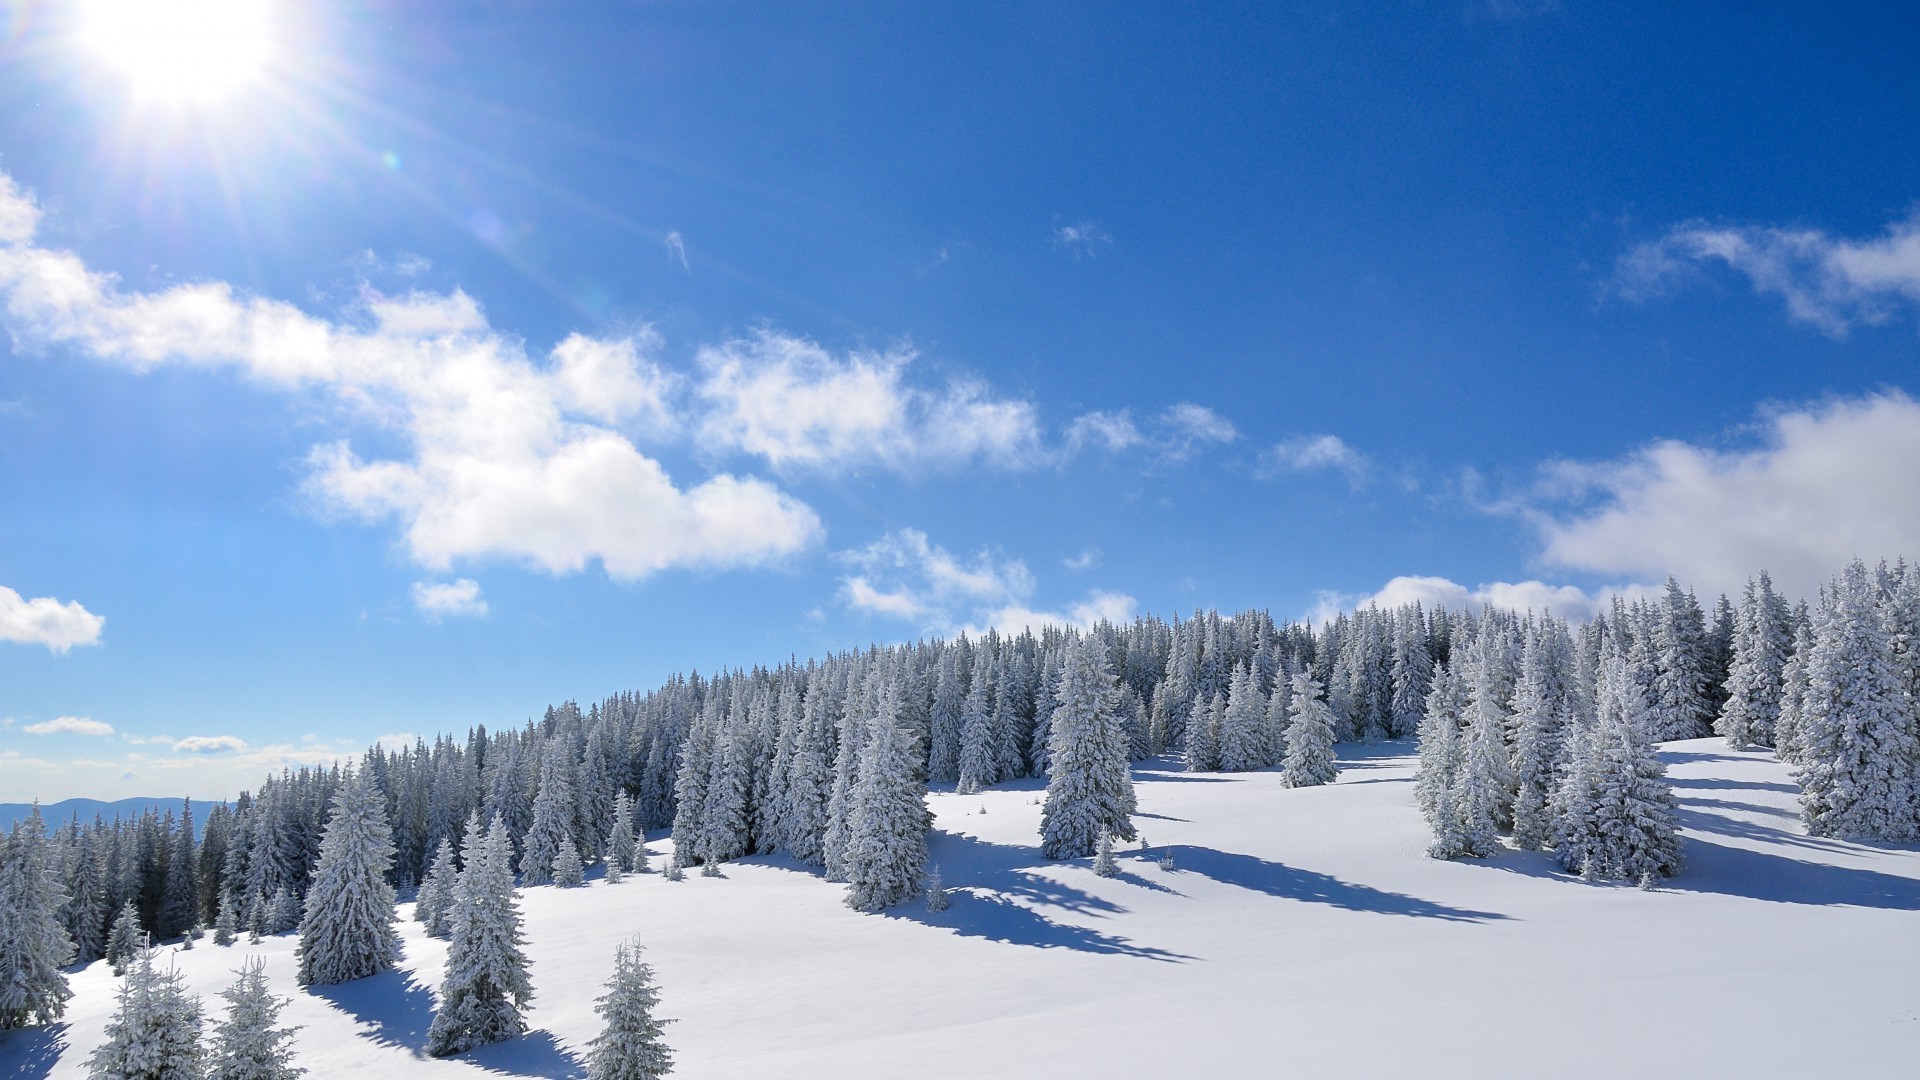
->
[7,739,1918,1078]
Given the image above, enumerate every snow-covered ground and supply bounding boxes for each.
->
[8,738,1918,1077]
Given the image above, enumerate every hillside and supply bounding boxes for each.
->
[6,738,1917,1078]
[0,799,192,837]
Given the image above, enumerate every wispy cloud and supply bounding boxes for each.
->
[664,231,689,271]
[1064,548,1100,571]
[411,578,489,621]
[0,583,104,653]
[1307,575,1618,627]
[838,527,1134,635]
[23,716,114,737]
[1259,433,1369,485]
[173,735,246,754]
[1614,211,1920,336]
[1053,221,1112,258]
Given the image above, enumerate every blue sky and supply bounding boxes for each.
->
[3,1,1918,800]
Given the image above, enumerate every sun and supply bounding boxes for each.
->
[81,0,274,104]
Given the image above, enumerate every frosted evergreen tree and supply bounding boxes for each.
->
[416,839,458,939]
[207,957,304,1080]
[157,803,200,940]
[427,818,533,1057]
[1430,678,1512,860]
[0,809,75,1029]
[842,688,931,912]
[1184,692,1223,773]
[1040,636,1138,859]
[586,935,674,1080]
[605,791,638,882]
[1795,561,1920,840]
[955,663,997,795]
[1092,828,1119,878]
[295,773,400,986]
[1217,662,1268,772]
[108,900,145,976]
[1774,604,1817,763]
[212,894,238,947]
[1553,659,1683,881]
[779,675,836,866]
[1388,607,1434,738]
[522,740,579,886]
[696,722,750,867]
[1414,663,1466,832]
[1510,621,1575,851]
[552,844,585,887]
[1716,573,1792,749]
[928,650,966,784]
[1459,637,1516,828]
[61,830,107,964]
[268,889,298,936]
[923,865,950,913]
[1281,674,1339,788]
[1649,579,1715,740]
[1262,675,1292,766]
[87,944,205,1080]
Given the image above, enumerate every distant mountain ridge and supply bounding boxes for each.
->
[0,797,200,835]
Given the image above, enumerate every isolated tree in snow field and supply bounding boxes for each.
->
[207,957,304,1080]
[427,818,533,1057]
[87,944,205,1080]
[1040,636,1138,859]
[295,772,401,987]
[586,935,675,1080]
[1281,673,1339,788]
[107,900,145,976]
[0,807,75,1030]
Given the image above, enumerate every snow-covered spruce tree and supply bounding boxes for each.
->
[61,830,108,965]
[928,650,966,784]
[87,944,205,1080]
[552,844,585,888]
[1184,692,1224,773]
[1217,662,1268,772]
[0,809,75,1030]
[1414,663,1466,833]
[696,721,750,868]
[1774,604,1817,763]
[157,802,200,941]
[521,740,579,886]
[207,957,304,1080]
[1716,572,1793,750]
[1795,561,1920,841]
[842,688,932,913]
[586,935,674,1080]
[1039,636,1138,860]
[1457,636,1516,828]
[416,839,458,939]
[1552,659,1682,882]
[1281,674,1339,788]
[1510,620,1576,851]
[1262,676,1291,766]
[955,662,997,795]
[605,791,638,882]
[923,866,950,913]
[1429,676,1512,860]
[1649,579,1715,740]
[1092,828,1119,878]
[108,899,145,976]
[268,889,299,936]
[427,818,533,1057]
[295,772,401,987]
[212,893,239,947]
[1388,607,1434,738]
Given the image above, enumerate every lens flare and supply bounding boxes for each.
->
[81,0,273,104]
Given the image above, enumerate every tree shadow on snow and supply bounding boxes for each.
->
[1668,777,1800,795]
[0,1023,67,1080]
[309,968,438,1057]
[1660,750,1755,765]
[891,830,1195,962]
[463,1030,588,1079]
[1665,836,1920,910]
[1165,847,1508,922]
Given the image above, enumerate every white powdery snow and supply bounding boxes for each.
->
[6,738,1917,1077]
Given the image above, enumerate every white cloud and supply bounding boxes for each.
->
[23,715,114,737]
[1616,212,1920,335]
[664,231,689,271]
[1529,391,1920,602]
[1260,433,1369,485]
[0,584,105,652]
[368,732,421,751]
[411,578,490,621]
[694,331,1042,473]
[172,735,246,754]
[1063,409,1145,454]
[1162,402,1237,446]
[839,527,1134,635]
[1064,548,1100,571]
[0,169,821,581]
[1307,575,1613,626]
[1053,222,1111,258]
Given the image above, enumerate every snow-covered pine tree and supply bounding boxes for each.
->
[1414,663,1466,833]
[0,808,75,1029]
[1092,827,1119,878]
[1649,578,1715,740]
[955,661,997,795]
[1774,602,1817,763]
[1039,636,1138,859]
[923,865,950,913]
[157,802,200,940]
[1262,674,1291,767]
[1280,673,1339,788]
[1388,606,1434,738]
[108,899,145,976]
[207,956,304,1080]
[1795,560,1920,840]
[586,935,674,1080]
[552,844,585,887]
[1430,673,1512,860]
[87,944,205,1080]
[294,772,401,987]
[1217,662,1268,772]
[696,718,750,868]
[605,791,637,882]
[61,829,107,965]
[842,687,931,913]
[1509,620,1575,851]
[1185,692,1223,773]
[522,740,579,886]
[779,671,837,866]
[212,893,239,947]
[1553,658,1683,881]
[416,839,458,939]
[928,649,965,784]
[427,818,533,1057]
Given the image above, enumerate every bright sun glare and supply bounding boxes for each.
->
[81,0,273,104]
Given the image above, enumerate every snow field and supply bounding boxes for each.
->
[7,737,1918,1077]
